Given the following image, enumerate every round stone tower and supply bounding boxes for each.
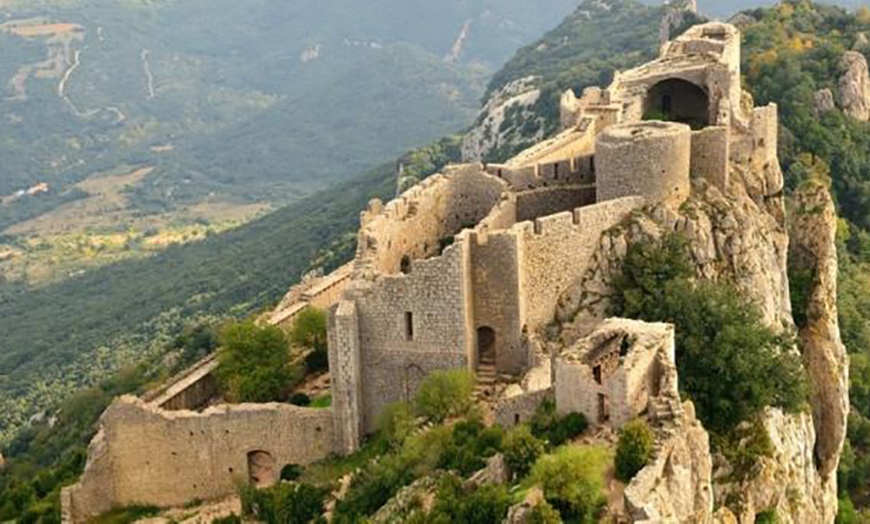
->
[595,121,691,207]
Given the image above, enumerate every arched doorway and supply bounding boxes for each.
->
[643,78,710,129]
[477,327,496,366]
[247,450,277,488]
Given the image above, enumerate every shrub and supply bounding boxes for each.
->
[615,420,654,482]
[530,398,587,446]
[289,307,328,352]
[837,495,860,524]
[532,445,611,522]
[290,307,329,373]
[289,393,311,406]
[756,509,777,524]
[334,427,451,519]
[503,425,545,480]
[378,401,417,448]
[215,320,299,403]
[528,500,563,524]
[718,418,775,482]
[413,369,474,423]
[239,481,327,524]
[611,235,809,435]
[429,475,512,524]
[280,464,302,482]
[438,418,503,476]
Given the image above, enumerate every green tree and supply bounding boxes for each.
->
[615,420,654,483]
[378,401,418,449]
[612,235,808,435]
[215,320,298,403]
[290,307,329,373]
[429,476,512,524]
[532,446,611,522]
[503,425,545,480]
[413,369,474,423]
[289,307,327,352]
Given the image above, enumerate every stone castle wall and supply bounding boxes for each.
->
[357,166,504,275]
[516,186,596,223]
[350,240,474,432]
[470,229,525,373]
[520,197,646,329]
[63,398,335,523]
[690,126,730,192]
[596,122,691,207]
[328,301,363,455]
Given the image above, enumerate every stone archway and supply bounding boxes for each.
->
[247,450,277,488]
[643,78,711,129]
[477,326,496,366]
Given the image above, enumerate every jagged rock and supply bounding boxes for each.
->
[713,506,738,524]
[716,409,836,523]
[839,51,870,121]
[855,32,869,52]
[790,181,849,480]
[728,13,757,27]
[813,88,836,116]
[371,475,440,523]
[465,454,509,488]
[504,487,545,524]
[624,401,714,522]
[461,77,542,161]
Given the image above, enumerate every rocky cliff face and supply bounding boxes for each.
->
[461,77,543,162]
[839,51,870,121]
[551,141,847,521]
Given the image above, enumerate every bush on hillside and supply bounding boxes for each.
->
[615,420,654,483]
[532,445,611,522]
[429,475,512,524]
[611,235,808,435]
[215,320,299,403]
[413,369,474,423]
[530,398,588,446]
[239,481,327,524]
[378,401,417,448]
[289,307,329,373]
[437,418,503,476]
[528,500,563,524]
[503,425,545,480]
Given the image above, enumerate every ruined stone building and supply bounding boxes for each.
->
[64,22,787,522]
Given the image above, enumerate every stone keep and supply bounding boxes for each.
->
[596,121,691,207]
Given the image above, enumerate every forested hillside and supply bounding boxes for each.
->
[0,0,579,288]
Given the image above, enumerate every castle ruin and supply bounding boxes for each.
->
[64,22,780,522]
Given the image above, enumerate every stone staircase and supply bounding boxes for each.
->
[474,358,498,401]
[648,395,684,425]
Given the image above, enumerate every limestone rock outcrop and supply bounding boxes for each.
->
[814,88,836,116]
[553,153,845,522]
[461,77,543,162]
[839,51,870,121]
[790,181,849,480]
[625,401,714,522]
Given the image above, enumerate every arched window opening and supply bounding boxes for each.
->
[247,450,277,488]
[643,78,710,129]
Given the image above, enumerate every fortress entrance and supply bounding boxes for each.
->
[247,450,277,488]
[643,78,710,129]
[477,327,496,366]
